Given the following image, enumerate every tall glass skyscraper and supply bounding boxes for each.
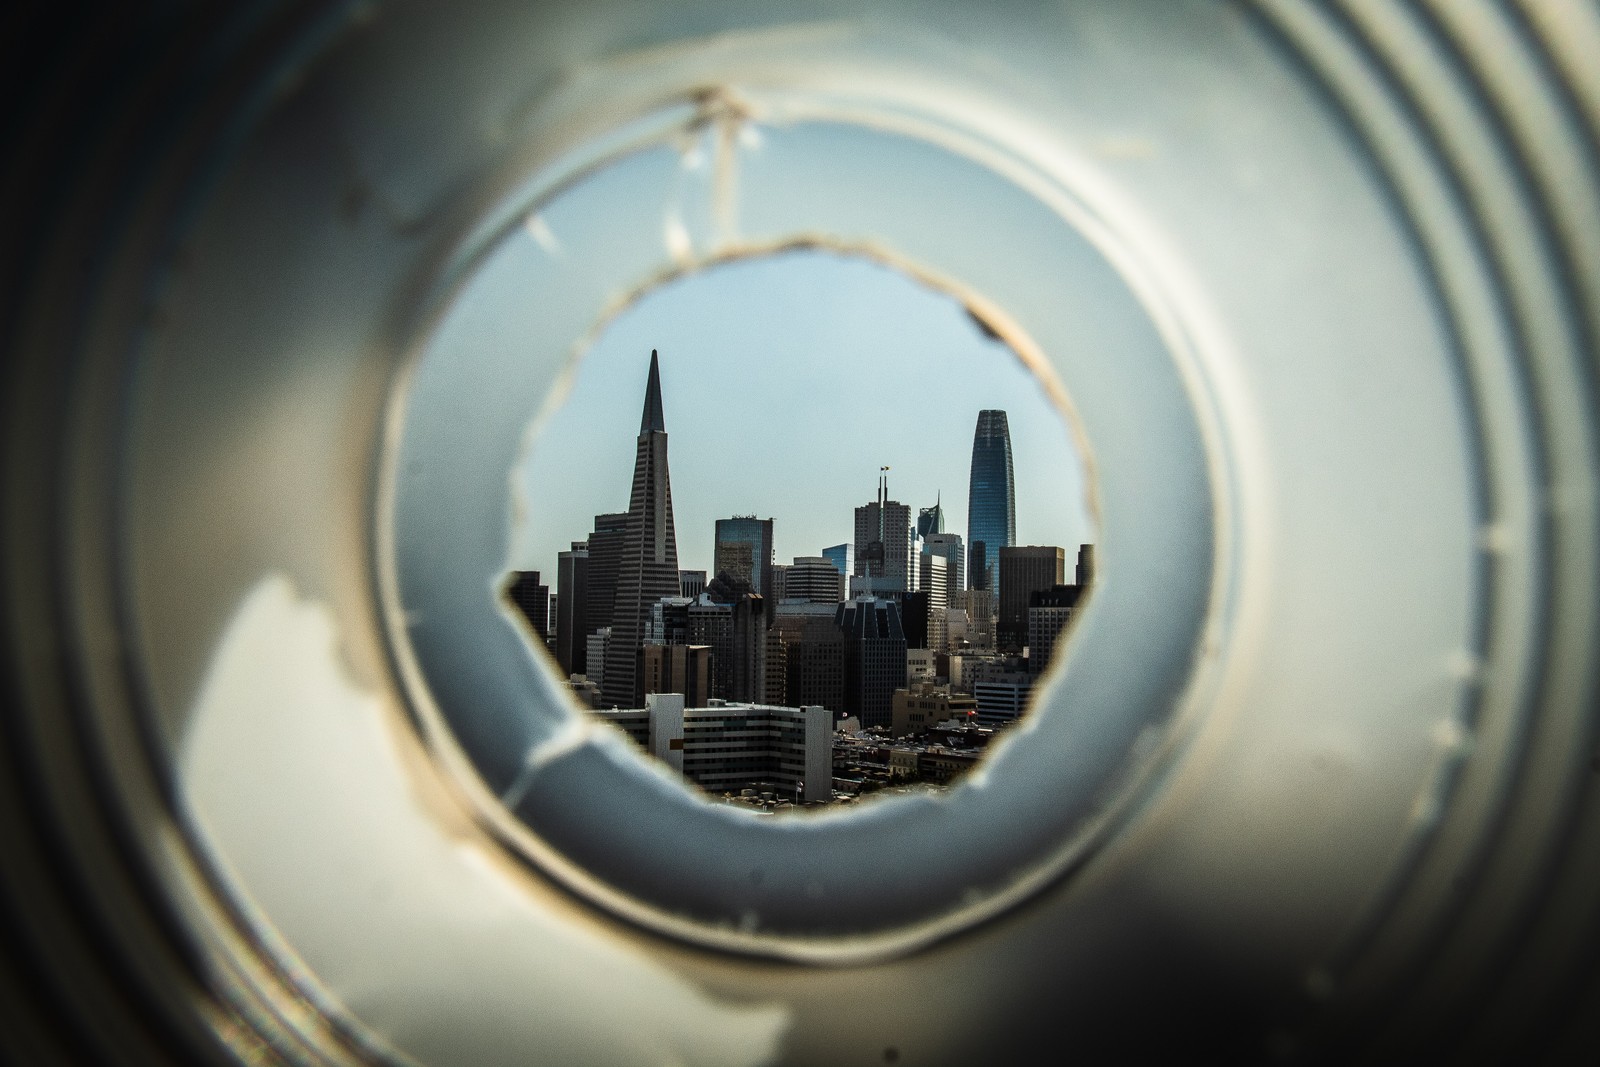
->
[967,409,1016,591]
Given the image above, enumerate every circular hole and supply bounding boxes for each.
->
[505,248,1096,811]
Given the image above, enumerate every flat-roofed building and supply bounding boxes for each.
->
[596,694,832,803]
[892,685,978,736]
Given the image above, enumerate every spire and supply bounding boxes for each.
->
[640,349,666,435]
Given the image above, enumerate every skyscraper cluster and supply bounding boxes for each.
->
[514,352,1093,783]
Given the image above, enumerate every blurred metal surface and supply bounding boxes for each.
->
[2,1,1598,1064]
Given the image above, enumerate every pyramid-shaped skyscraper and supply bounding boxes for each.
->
[601,350,682,708]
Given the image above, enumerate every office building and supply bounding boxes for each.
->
[967,410,1016,590]
[642,643,711,708]
[821,543,852,578]
[899,590,931,651]
[556,543,589,674]
[585,512,628,663]
[917,494,946,539]
[892,685,978,736]
[505,570,549,644]
[950,588,997,649]
[1028,584,1082,675]
[923,532,964,594]
[686,591,765,703]
[644,596,692,646]
[713,516,774,597]
[785,556,847,603]
[585,628,611,697]
[853,471,916,594]
[998,545,1066,653]
[917,551,950,611]
[769,602,845,713]
[596,693,832,804]
[972,670,1034,726]
[679,569,706,599]
[836,597,908,730]
[601,351,683,708]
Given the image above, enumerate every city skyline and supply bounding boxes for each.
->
[514,251,1094,586]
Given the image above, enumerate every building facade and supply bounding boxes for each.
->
[713,516,774,597]
[997,545,1066,653]
[1027,583,1082,675]
[641,643,711,708]
[785,556,847,603]
[853,473,916,595]
[923,532,965,594]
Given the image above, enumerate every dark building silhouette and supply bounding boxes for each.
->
[917,494,945,539]
[1076,543,1095,588]
[967,410,1016,591]
[555,542,589,675]
[601,351,682,709]
[506,571,550,644]
[769,608,845,713]
[836,598,908,730]
[900,589,932,650]
[998,545,1066,653]
[585,511,628,665]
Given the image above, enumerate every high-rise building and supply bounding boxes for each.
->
[916,551,950,611]
[586,628,611,698]
[713,516,774,597]
[642,643,711,707]
[644,595,692,646]
[967,410,1016,591]
[784,556,847,603]
[585,511,628,658]
[969,539,989,593]
[769,603,845,713]
[923,532,964,594]
[1027,584,1081,675]
[917,494,946,539]
[601,351,683,709]
[505,571,550,644]
[686,591,765,703]
[556,542,589,675]
[822,543,852,578]
[998,545,1066,653]
[853,471,916,594]
[1075,543,1095,588]
[836,597,908,729]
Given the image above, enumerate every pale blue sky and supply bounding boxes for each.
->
[515,249,1093,583]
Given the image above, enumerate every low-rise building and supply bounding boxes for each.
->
[891,685,978,736]
[595,694,832,804]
